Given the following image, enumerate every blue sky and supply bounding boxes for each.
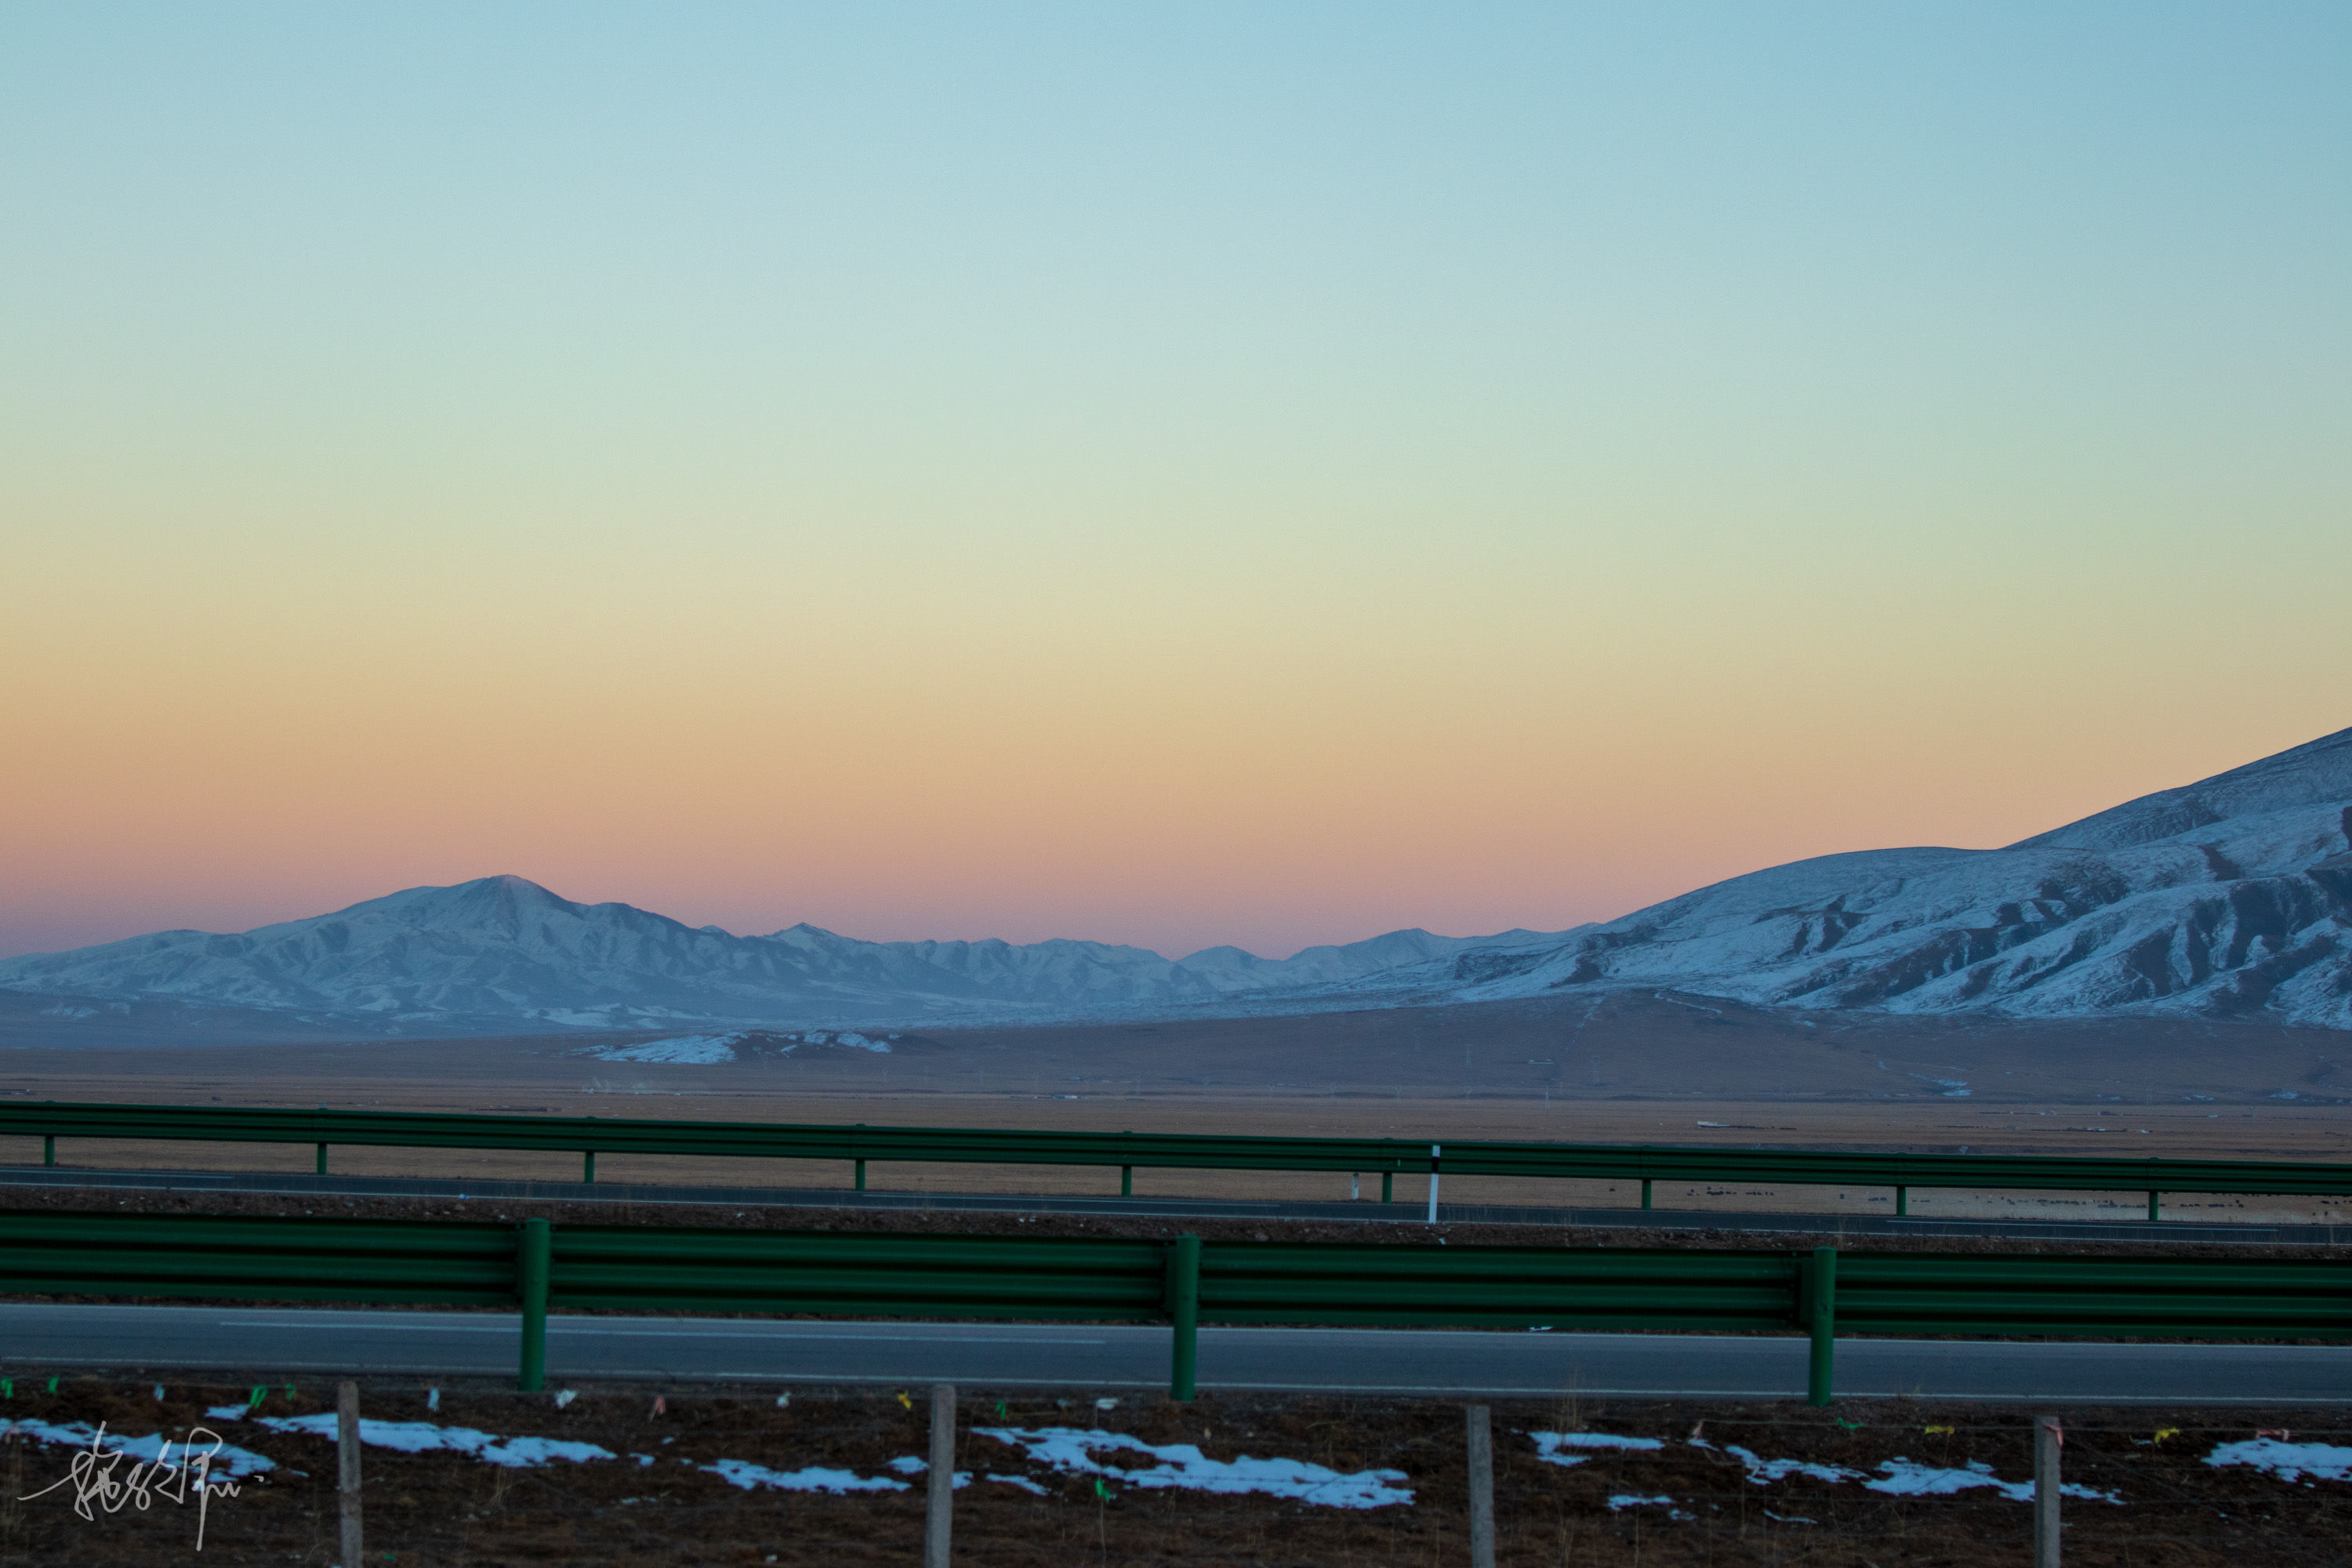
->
[4,2,2347,957]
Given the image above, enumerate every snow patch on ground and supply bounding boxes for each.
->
[579,1033,744,1064]
[887,1457,972,1486]
[874,1458,1058,1494]
[198,1409,1113,1500]
[1607,1494,1691,1518]
[0,1419,276,1479]
[2205,1439,2352,1483]
[1535,1433,2122,1505]
[253,1414,615,1468]
[1530,1432,1667,1468]
[702,1458,908,1494]
[1866,1457,2119,1504]
[1720,1445,1864,1485]
[977,1427,1411,1508]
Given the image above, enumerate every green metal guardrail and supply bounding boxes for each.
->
[4,1100,2350,1221]
[5,1210,2350,1406]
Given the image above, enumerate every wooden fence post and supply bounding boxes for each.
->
[336,1380,363,1568]
[1465,1403,1496,1568]
[2034,1417,2062,1566]
[925,1383,956,1568]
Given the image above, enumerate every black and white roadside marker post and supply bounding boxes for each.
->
[1465,1403,1496,1568]
[337,1381,363,1568]
[2034,1417,2062,1566]
[925,1383,956,1568]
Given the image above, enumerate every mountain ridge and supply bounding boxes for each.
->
[0,873,1525,1031]
[1427,728,2352,1029]
[4,726,2347,1035]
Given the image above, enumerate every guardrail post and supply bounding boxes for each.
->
[1380,1172,1392,1203]
[2034,1417,2062,1566]
[1167,1234,1201,1400]
[1641,1178,1652,1210]
[1896,1185,1907,1218]
[2147,1190,2159,1224]
[855,1158,867,1192]
[583,1152,595,1184]
[925,1382,956,1568]
[517,1218,550,1392]
[1120,1165,1132,1198]
[42,1134,53,1167]
[316,1142,328,1176]
[1465,1403,1496,1568]
[1426,1144,1442,1223]
[1806,1247,1837,1406]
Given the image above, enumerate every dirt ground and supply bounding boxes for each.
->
[10,989,2352,1118]
[0,1379,2343,1566]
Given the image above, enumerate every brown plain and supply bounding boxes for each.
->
[5,990,2347,1224]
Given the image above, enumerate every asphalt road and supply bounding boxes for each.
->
[5,1303,2350,1403]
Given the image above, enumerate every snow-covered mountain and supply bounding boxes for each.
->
[5,725,2347,1036]
[0,875,1521,1033]
[1424,727,2352,1029]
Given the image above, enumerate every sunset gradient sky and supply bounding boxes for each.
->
[4,3,2347,960]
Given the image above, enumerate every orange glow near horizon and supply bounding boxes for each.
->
[5,535,2341,956]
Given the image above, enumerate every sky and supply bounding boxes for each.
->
[2,2,2347,962]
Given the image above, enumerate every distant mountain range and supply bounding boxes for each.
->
[0,874,1541,1034]
[4,726,2347,1036]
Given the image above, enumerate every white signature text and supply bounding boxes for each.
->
[17,1422,244,1549]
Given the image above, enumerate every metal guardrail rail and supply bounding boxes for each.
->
[3,1101,2349,1221]
[5,1211,2350,1406]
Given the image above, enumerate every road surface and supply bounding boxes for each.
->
[4,1303,2348,1403]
